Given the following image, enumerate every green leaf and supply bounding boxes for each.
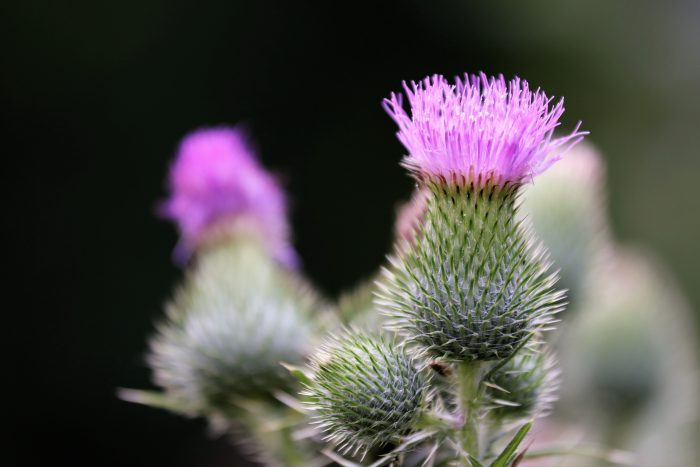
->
[489,421,532,467]
[468,455,486,467]
[280,361,313,387]
[117,388,193,414]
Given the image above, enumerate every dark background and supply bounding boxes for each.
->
[5,1,699,466]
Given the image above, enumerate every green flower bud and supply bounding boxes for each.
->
[520,143,611,305]
[559,249,700,466]
[304,333,428,455]
[486,344,559,421]
[561,249,697,417]
[378,182,563,361]
[148,237,319,414]
[336,278,383,331]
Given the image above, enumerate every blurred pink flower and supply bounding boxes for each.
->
[384,73,586,186]
[160,126,297,266]
[393,187,429,247]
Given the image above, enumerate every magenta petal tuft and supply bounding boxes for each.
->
[384,73,587,186]
[160,126,296,266]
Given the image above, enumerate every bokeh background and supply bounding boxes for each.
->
[5,1,699,465]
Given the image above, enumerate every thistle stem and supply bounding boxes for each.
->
[456,362,482,459]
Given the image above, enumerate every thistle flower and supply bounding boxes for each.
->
[485,344,559,421]
[378,73,582,361]
[384,73,585,186]
[304,333,428,456]
[160,126,297,266]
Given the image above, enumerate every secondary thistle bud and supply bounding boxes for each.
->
[304,333,428,455]
[558,249,700,466]
[378,73,583,361]
[336,279,384,331]
[393,187,430,247]
[486,344,559,421]
[160,126,297,266]
[562,249,698,416]
[520,143,611,304]
[147,238,318,414]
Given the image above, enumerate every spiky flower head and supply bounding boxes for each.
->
[304,333,428,456]
[160,126,297,266]
[384,73,586,187]
[378,188,563,361]
[378,73,574,361]
[485,344,559,421]
[148,239,317,415]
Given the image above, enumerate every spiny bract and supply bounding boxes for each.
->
[378,182,563,361]
[304,333,428,456]
[148,237,317,414]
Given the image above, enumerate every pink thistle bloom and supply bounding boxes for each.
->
[160,126,297,266]
[384,73,587,186]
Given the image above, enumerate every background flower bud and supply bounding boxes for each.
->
[148,238,318,414]
[558,248,699,467]
[160,126,297,267]
[393,187,430,247]
[486,343,559,421]
[520,142,611,305]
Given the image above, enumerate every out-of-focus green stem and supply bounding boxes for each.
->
[237,406,320,467]
[457,362,482,459]
[524,446,634,464]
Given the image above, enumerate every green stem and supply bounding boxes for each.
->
[238,407,317,467]
[457,362,482,459]
[524,446,634,465]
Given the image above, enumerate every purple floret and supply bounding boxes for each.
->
[384,73,586,186]
[160,126,297,266]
